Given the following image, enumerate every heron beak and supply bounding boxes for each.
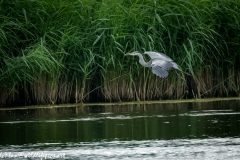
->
[124,53,133,56]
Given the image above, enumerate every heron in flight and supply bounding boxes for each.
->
[125,51,179,78]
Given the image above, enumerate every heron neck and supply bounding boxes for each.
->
[137,53,152,67]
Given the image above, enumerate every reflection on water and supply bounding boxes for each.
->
[0,100,240,159]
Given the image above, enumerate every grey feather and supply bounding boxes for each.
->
[145,51,173,61]
[152,66,169,78]
[151,59,175,70]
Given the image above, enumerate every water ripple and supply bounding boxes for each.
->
[1,138,240,159]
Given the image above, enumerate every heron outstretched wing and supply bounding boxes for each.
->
[144,51,173,61]
[152,66,169,78]
[151,59,175,70]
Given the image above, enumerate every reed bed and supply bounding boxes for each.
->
[0,0,239,106]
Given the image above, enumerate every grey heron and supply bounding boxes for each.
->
[125,51,179,78]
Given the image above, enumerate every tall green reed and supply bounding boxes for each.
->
[0,0,239,106]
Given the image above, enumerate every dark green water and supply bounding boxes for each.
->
[0,100,240,159]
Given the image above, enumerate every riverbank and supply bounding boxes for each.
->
[1,97,240,111]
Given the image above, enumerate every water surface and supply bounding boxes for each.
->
[0,100,240,159]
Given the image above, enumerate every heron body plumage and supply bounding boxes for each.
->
[125,51,179,78]
[144,51,173,61]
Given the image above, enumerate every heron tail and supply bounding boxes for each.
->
[172,62,179,70]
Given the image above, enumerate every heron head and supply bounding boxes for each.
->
[125,51,140,56]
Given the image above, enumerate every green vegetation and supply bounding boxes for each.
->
[0,0,239,107]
